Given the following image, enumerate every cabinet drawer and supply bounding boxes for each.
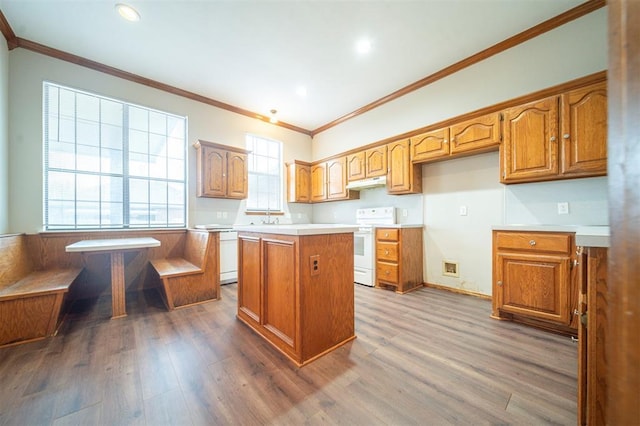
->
[376,228,399,242]
[376,242,399,261]
[495,231,572,254]
[377,261,398,284]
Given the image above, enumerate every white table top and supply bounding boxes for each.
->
[65,237,161,252]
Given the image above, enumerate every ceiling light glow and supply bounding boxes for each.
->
[355,38,372,55]
[116,3,140,22]
[269,109,278,124]
[296,86,307,97]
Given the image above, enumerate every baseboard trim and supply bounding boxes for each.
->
[423,282,492,301]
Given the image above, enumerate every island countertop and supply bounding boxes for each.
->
[233,224,359,236]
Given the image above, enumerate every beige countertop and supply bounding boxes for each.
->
[492,225,610,248]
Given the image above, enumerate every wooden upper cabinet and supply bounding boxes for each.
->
[560,81,608,177]
[411,128,450,162]
[195,140,249,199]
[346,146,387,181]
[501,81,607,184]
[346,152,366,181]
[327,157,349,199]
[387,139,422,194]
[501,96,559,183]
[310,162,327,202]
[450,112,501,155]
[364,146,387,178]
[286,160,311,203]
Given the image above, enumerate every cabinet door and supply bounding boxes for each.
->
[495,252,570,324]
[450,113,501,155]
[387,140,422,194]
[561,82,608,176]
[200,146,227,197]
[262,238,297,355]
[411,128,450,163]
[365,146,387,178]
[502,96,559,183]
[237,235,262,326]
[226,151,248,199]
[310,163,327,202]
[327,157,348,199]
[346,152,366,181]
[295,163,311,202]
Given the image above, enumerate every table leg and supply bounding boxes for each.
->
[111,252,127,319]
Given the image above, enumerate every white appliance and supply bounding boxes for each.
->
[220,230,238,284]
[354,207,396,287]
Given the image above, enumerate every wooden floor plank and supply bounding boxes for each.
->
[0,284,578,425]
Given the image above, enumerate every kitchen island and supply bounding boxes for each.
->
[234,224,358,366]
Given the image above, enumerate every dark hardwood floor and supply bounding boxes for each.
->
[0,283,577,425]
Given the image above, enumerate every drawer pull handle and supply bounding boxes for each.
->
[529,240,536,246]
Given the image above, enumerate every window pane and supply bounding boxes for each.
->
[129,106,148,131]
[246,135,283,212]
[48,171,75,200]
[76,145,100,172]
[129,152,149,177]
[149,111,166,135]
[76,174,100,201]
[77,119,99,147]
[129,178,149,204]
[101,123,123,149]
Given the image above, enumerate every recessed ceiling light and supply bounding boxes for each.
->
[116,3,140,22]
[355,38,372,55]
[296,86,307,97]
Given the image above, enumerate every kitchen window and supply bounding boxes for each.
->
[43,82,187,230]
[245,134,282,212]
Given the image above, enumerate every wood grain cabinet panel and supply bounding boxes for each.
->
[286,160,311,203]
[346,152,366,181]
[386,139,422,195]
[561,81,608,177]
[237,235,261,326]
[411,128,450,162]
[310,162,327,202]
[194,140,249,199]
[450,113,501,155]
[375,227,423,293]
[492,230,579,335]
[311,157,359,202]
[365,146,387,178]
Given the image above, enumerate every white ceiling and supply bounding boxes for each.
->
[1,0,584,132]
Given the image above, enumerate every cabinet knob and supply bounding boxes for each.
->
[497,280,503,286]
[384,232,389,237]
[563,134,570,139]
[529,239,536,246]
[385,270,390,275]
[550,136,557,142]
[384,249,389,255]
[444,139,449,144]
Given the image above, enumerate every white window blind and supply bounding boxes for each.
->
[245,134,282,212]
[43,82,187,230]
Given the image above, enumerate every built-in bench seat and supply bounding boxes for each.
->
[0,234,83,348]
[149,229,220,310]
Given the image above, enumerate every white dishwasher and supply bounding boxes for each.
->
[219,231,238,284]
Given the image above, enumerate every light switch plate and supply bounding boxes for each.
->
[557,202,569,215]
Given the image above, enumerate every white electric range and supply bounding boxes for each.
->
[354,207,396,287]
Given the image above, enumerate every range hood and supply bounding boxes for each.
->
[345,176,387,190]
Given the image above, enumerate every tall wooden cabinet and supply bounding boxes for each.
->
[491,230,579,335]
[501,82,607,184]
[194,140,249,199]
[375,227,423,294]
[386,139,422,194]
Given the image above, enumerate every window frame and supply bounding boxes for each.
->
[43,82,188,230]
[245,133,284,213]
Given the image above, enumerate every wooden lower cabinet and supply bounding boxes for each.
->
[491,230,579,335]
[577,246,608,426]
[236,231,356,366]
[375,227,423,293]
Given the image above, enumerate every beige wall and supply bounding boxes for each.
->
[7,49,313,233]
[0,39,8,234]
[311,8,609,295]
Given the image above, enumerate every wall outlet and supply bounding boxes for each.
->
[216,211,222,219]
[402,209,408,217]
[310,255,320,276]
[459,206,468,216]
[222,211,228,219]
[557,202,569,215]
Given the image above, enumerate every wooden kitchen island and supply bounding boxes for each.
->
[234,224,358,367]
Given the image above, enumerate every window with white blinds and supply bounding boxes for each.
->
[43,82,187,230]
[245,134,282,212]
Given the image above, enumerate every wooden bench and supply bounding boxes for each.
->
[0,234,83,348]
[150,229,220,310]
